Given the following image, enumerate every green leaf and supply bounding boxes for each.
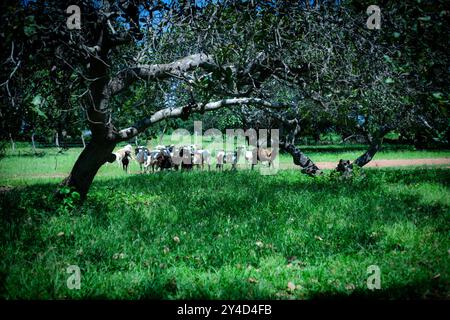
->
[384,78,395,84]
[31,95,48,119]
[71,192,81,201]
[432,92,443,100]
[31,95,42,106]
[59,187,71,195]
[24,16,38,36]
[418,16,431,22]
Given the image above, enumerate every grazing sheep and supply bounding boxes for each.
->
[143,145,177,172]
[225,151,237,170]
[169,145,195,170]
[145,150,161,172]
[179,146,194,170]
[256,147,274,168]
[244,147,257,169]
[135,146,150,173]
[216,150,226,171]
[155,148,174,170]
[216,148,242,171]
[113,144,133,164]
[121,150,132,173]
[193,149,211,170]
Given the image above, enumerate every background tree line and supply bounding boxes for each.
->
[0,0,448,195]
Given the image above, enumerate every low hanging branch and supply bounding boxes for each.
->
[280,141,322,176]
[115,97,291,142]
[262,109,322,176]
[333,126,392,175]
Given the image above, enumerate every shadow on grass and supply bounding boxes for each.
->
[308,278,448,300]
[1,168,449,236]
[1,168,449,299]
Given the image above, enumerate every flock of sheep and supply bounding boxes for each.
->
[112,144,274,174]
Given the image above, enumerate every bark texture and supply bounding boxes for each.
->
[60,141,116,199]
[280,141,321,175]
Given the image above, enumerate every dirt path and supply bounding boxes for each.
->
[2,158,449,180]
[278,157,450,170]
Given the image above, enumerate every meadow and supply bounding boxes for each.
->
[1,142,450,184]
[0,144,449,299]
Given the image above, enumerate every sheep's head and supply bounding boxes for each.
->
[124,144,132,151]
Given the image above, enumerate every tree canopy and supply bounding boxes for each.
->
[1,0,448,196]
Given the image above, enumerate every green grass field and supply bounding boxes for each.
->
[1,144,449,185]
[0,145,449,299]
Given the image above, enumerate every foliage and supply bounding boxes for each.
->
[1,1,448,146]
[56,186,81,213]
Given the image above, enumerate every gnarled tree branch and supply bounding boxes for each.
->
[115,97,290,141]
[351,125,392,168]
[279,141,322,176]
[108,53,217,95]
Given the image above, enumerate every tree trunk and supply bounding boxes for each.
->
[60,35,116,199]
[352,136,384,168]
[9,133,15,151]
[55,132,59,148]
[60,140,116,199]
[280,141,321,175]
[31,133,36,154]
[352,124,392,168]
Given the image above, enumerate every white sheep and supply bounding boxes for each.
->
[113,144,133,164]
[216,150,226,171]
[135,146,151,173]
[193,149,211,170]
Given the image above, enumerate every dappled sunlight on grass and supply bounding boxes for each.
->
[1,168,449,299]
